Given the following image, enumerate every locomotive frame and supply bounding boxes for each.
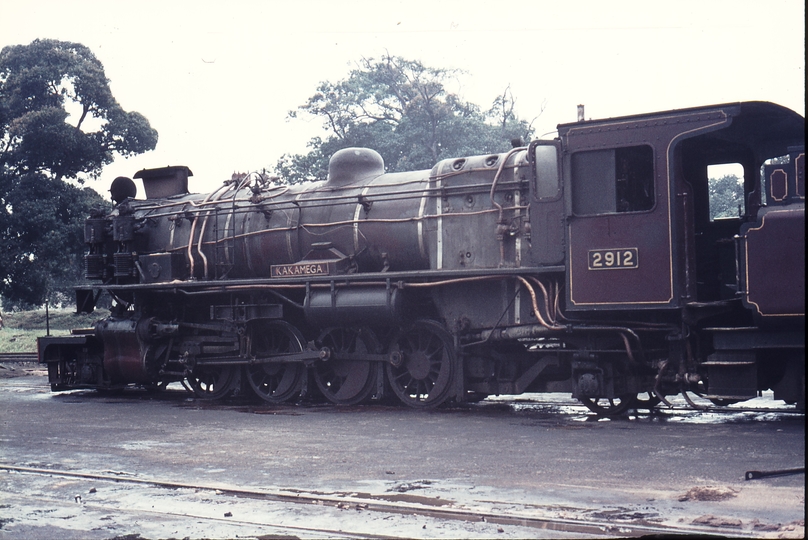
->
[39,101,805,414]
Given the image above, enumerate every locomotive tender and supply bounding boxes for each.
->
[38,101,805,414]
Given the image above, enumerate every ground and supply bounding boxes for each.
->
[0,368,804,538]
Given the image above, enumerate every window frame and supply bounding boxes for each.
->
[570,143,657,217]
[529,140,563,202]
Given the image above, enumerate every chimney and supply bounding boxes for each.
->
[577,104,585,122]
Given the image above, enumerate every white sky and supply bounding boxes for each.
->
[1,0,805,196]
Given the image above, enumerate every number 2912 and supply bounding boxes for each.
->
[588,248,638,270]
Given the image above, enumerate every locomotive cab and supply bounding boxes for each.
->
[676,111,804,313]
[561,102,803,313]
[560,102,804,405]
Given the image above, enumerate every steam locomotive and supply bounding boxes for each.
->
[38,101,805,414]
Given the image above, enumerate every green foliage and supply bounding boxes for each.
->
[276,55,535,183]
[0,39,156,308]
[0,308,110,353]
[708,174,744,220]
[1,171,110,309]
[0,39,158,181]
[0,328,42,353]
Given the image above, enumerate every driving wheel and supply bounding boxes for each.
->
[187,365,237,400]
[245,320,305,403]
[386,319,455,408]
[579,394,637,416]
[314,327,379,405]
[634,391,661,410]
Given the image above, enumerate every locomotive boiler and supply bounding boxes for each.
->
[39,101,805,414]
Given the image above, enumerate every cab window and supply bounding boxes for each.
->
[571,145,654,215]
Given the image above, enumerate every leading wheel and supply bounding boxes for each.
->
[314,328,379,405]
[579,394,637,416]
[386,320,455,409]
[245,320,306,404]
[187,365,237,400]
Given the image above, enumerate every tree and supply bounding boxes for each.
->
[1,173,108,309]
[1,39,157,182]
[276,55,537,183]
[0,39,158,308]
[708,174,743,220]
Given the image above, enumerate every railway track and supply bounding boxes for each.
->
[0,352,38,362]
[0,464,765,538]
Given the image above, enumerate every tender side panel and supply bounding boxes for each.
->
[741,206,805,317]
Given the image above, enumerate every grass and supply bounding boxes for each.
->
[0,309,110,353]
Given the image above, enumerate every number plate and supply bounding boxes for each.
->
[588,248,638,270]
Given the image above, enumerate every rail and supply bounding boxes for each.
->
[0,464,763,538]
[0,352,38,363]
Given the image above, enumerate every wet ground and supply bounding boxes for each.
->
[0,364,804,538]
